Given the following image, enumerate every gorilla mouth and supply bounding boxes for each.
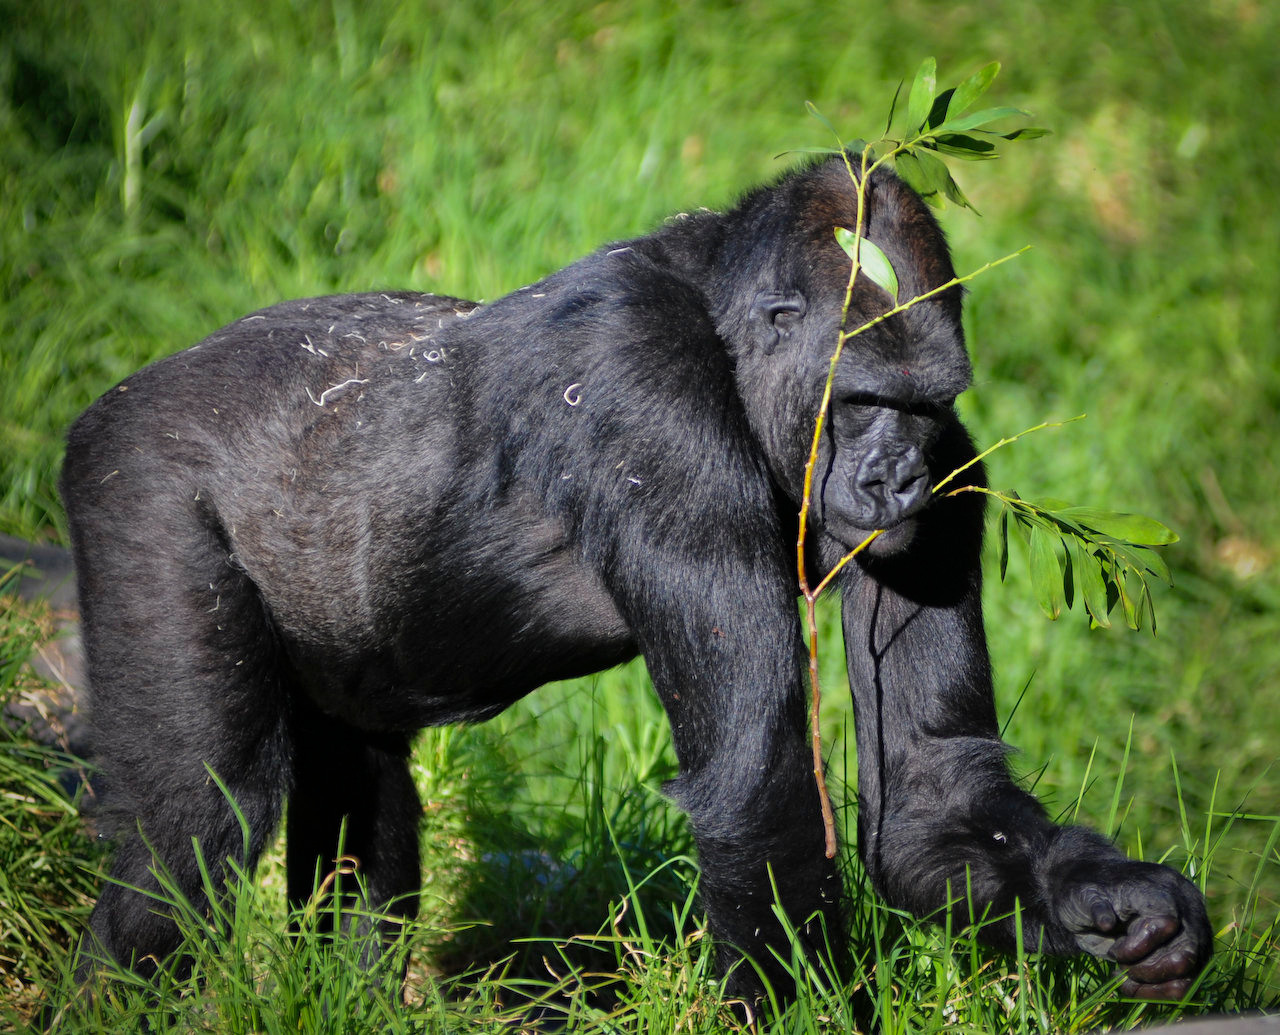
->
[861,516,921,555]
[823,501,926,558]
[814,441,934,556]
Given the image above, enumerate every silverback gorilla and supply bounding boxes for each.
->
[61,156,1210,1002]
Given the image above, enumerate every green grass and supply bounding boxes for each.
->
[3,0,1279,1029]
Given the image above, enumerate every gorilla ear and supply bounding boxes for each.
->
[749,291,807,355]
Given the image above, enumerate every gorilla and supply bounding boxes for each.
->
[60,154,1210,1002]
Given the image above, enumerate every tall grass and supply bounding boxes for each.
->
[2,0,1278,1029]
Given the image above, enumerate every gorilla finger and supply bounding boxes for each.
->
[1089,895,1120,933]
[1118,973,1194,1002]
[1123,944,1199,983]
[1059,885,1118,934]
[1110,915,1179,964]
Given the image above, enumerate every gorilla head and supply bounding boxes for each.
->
[709,161,973,555]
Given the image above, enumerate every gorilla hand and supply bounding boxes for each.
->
[1047,832,1211,1000]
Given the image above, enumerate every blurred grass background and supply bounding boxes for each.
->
[2,0,1277,1027]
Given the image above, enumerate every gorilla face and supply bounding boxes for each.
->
[721,161,973,558]
[817,394,950,554]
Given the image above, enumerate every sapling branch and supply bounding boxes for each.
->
[839,247,1030,347]
[931,416,1084,496]
[797,145,874,859]
[798,238,1032,856]
[793,61,1170,861]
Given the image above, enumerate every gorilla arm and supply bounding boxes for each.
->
[837,487,1211,1000]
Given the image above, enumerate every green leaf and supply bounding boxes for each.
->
[994,126,1051,141]
[773,147,844,162]
[1061,534,1076,609]
[902,148,953,196]
[1119,570,1155,632]
[1026,498,1175,552]
[892,152,929,201]
[857,237,898,298]
[1054,504,1172,545]
[926,89,954,131]
[1068,535,1111,628]
[931,133,998,160]
[805,101,843,145]
[907,57,937,132]
[941,169,975,212]
[884,79,904,135]
[1029,524,1064,620]
[1125,544,1173,584]
[1117,571,1141,630]
[998,507,1010,582]
[932,105,1030,136]
[1143,576,1158,631]
[834,227,898,298]
[1007,506,1034,550]
[947,61,1001,121]
[1054,507,1178,545]
[899,146,976,211]
[894,151,943,205]
[834,226,857,260]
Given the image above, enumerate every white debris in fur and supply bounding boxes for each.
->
[306,378,369,407]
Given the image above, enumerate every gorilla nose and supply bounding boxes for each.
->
[857,447,929,525]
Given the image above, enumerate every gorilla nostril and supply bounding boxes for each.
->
[853,449,929,525]
[894,468,927,501]
[890,453,928,498]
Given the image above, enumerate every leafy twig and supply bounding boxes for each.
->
[793,60,1171,859]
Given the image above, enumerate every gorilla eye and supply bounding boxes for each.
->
[834,398,880,431]
[836,393,895,421]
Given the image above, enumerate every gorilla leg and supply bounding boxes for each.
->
[66,490,292,980]
[286,703,421,958]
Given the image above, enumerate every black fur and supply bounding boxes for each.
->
[61,156,1210,1000]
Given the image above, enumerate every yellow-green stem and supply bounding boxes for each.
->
[799,146,878,859]
[796,147,1033,861]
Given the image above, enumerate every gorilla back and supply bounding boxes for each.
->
[62,155,1210,1001]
